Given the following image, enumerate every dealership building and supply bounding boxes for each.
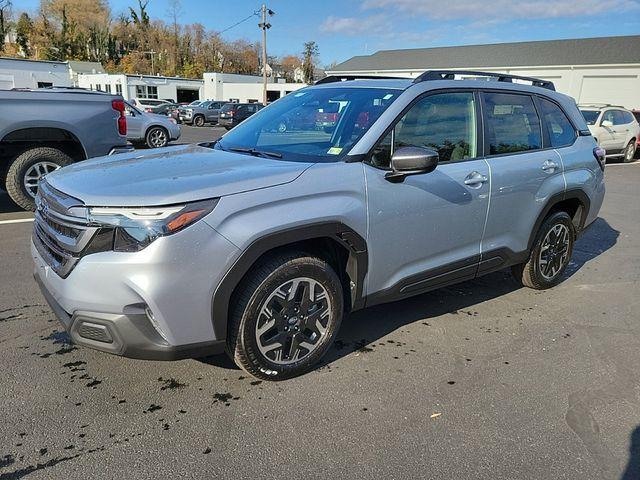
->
[327,35,640,109]
[76,73,204,103]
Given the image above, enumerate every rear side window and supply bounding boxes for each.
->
[538,98,576,148]
[482,92,542,155]
[622,111,635,124]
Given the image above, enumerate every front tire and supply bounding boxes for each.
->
[512,211,575,289]
[227,252,344,381]
[623,140,636,163]
[5,147,73,211]
[193,115,205,127]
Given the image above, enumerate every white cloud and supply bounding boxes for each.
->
[361,0,640,20]
[320,14,386,35]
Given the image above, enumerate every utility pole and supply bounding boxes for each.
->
[259,5,274,106]
[142,50,157,75]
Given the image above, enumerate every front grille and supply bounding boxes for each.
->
[32,181,99,278]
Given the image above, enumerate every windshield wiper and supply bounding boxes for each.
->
[226,146,283,159]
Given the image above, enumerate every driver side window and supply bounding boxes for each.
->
[371,92,477,169]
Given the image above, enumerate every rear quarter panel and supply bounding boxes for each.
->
[560,135,605,227]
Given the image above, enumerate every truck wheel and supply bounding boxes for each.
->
[512,211,575,289]
[194,115,205,127]
[146,127,168,148]
[5,147,73,211]
[623,140,636,163]
[227,252,344,381]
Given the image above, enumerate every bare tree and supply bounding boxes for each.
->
[0,0,12,54]
[167,0,182,75]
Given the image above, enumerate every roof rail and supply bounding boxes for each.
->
[315,75,407,85]
[413,70,555,91]
[577,103,625,109]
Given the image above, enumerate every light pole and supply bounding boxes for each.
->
[259,5,274,106]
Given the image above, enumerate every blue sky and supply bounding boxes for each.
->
[17,0,640,66]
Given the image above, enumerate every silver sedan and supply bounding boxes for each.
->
[124,102,181,148]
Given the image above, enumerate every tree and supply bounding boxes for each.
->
[0,0,11,54]
[281,54,302,82]
[16,13,33,57]
[302,41,319,84]
[167,0,182,76]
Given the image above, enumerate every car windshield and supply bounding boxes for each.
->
[580,110,600,125]
[215,87,401,161]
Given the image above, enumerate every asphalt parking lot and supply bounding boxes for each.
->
[1,155,639,479]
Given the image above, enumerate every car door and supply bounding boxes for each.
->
[124,103,143,141]
[206,102,220,123]
[598,109,619,150]
[611,110,634,150]
[479,91,565,266]
[364,91,490,300]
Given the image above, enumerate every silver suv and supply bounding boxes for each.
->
[32,71,605,380]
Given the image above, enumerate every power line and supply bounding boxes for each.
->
[218,10,260,35]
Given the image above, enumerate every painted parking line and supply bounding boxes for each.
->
[0,218,34,225]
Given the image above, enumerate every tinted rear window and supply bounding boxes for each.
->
[483,92,542,155]
[220,104,235,112]
[539,98,576,148]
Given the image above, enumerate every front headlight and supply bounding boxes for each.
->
[87,199,218,252]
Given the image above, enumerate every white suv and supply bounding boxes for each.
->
[579,104,639,162]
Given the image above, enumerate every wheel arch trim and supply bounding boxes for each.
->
[211,222,368,341]
[527,188,591,250]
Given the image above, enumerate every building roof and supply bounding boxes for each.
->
[67,61,105,75]
[329,35,640,72]
[0,56,66,66]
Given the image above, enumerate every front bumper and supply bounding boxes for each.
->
[34,272,225,360]
[31,219,239,360]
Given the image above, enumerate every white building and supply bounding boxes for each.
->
[327,35,640,109]
[77,73,204,103]
[0,57,106,89]
[203,72,304,103]
[0,57,73,89]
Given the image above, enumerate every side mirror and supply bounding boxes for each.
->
[601,120,613,128]
[385,146,439,182]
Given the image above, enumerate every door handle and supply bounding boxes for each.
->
[541,160,559,173]
[464,171,488,188]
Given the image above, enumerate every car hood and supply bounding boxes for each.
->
[45,144,314,207]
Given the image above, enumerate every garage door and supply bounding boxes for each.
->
[578,75,639,108]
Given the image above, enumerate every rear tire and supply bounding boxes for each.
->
[512,211,575,289]
[194,115,205,127]
[227,252,344,381]
[5,147,73,211]
[145,126,169,148]
[623,140,636,163]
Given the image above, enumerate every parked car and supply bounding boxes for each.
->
[0,87,130,210]
[579,104,639,162]
[146,102,180,122]
[218,102,264,130]
[179,100,227,127]
[124,102,181,148]
[31,71,605,381]
[131,98,170,110]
